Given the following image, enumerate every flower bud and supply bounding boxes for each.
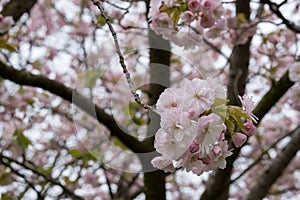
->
[212,145,222,156]
[243,120,256,137]
[200,156,210,165]
[188,0,201,12]
[189,141,200,154]
[233,132,247,148]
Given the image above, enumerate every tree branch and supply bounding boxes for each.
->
[0,158,44,199]
[253,72,294,123]
[0,62,152,153]
[0,152,84,200]
[91,0,150,109]
[201,1,252,199]
[246,126,300,200]
[262,0,300,33]
[1,0,37,21]
[231,127,295,183]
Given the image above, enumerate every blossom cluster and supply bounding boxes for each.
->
[151,78,256,175]
[149,0,259,47]
[150,0,223,29]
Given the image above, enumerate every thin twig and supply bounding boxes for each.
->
[231,129,295,183]
[0,153,84,200]
[91,0,150,109]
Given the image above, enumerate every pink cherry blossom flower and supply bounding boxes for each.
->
[201,0,218,11]
[289,62,300,82]
[199,12,216,28]
[180,10,195,24]
[238,94,258,122]
[151,12,173,28]
[212,145,222,156]
[181,78,215,114]
[83,172,99,187]
[156,87,182,114]
[243,120,256,136]
[189,141,200,154]
[188,0,201,12]
[208,140,232,169]
[155,109,195,159]
[0,15,14,33]
[233,132,247,148]
[200,156,211,165]
[151,156,175,173]
[197,113,223,154]
[187,108,199,120]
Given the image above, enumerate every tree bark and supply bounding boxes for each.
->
[201,1,251,199]
[2,0,37,21]
[142,29,171,200]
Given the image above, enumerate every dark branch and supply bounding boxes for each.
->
[253,72,294,122]
[246,126,300,200]
[0,62,152,153]
[1,0,37,21]
[201,1,252,199]
[262,0,300,33]
[0,152,84,200]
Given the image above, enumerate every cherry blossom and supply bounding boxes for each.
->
[152,78,255,175]
[233,132,247,148]
[289,61,300,82]
[188,0,201,12]
[0,15,14,33]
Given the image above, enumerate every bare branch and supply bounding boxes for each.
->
[231,129,295,183]
[0,62,152,153]
[1,0,37,21]
[262,0,300,33]
[0,152,84,200]
[90,0,150,109]
[246,126,300,200]
[253,71,294,123]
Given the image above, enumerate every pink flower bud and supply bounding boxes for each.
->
[199,12,215,28]
[200,156,210,165]
[180,11,195,24]
[189,141,200,154]
[233,132,247,148]
[243,120,256,137]
[201,0,218,11]
[188,108,198,120]
[188,0,201,12]
[212,145,222,156]
[0,15,14,33]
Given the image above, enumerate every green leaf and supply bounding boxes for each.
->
[68,149,82,157]
[128,102,146,125]
[237,13,247,27]
[212,98,228,107]
[0,38,16,52]
[82,153,97,166]
[84,70,99,88]
[0,172,12,185]
[132,117,146,126]
[1,194,8,200]
[96,16,112,27]
[78,69,102,88]
[13,129,32,149]
[225,119,235,136]
[112,137,128,150]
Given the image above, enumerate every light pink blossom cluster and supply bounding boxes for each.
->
[151,78,256,175]
[150,0,224,29]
